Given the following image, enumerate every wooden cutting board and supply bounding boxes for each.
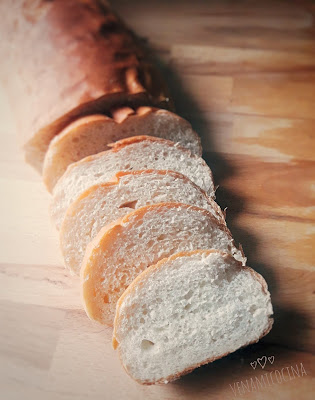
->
[0,0,314,399]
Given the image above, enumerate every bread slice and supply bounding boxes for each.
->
[113,250,273,385]
[51,136,215,229]
[43,107,202,191]
[61,170,225,275]
[81,203,245,326]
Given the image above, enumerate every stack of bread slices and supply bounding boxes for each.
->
[1,0,273,385]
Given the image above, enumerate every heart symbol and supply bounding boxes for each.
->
[257,356,267,369]
[250,361,257,369]
[268,356,275,365]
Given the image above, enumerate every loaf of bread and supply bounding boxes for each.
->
[2,0,273,386]
[51,136,215,229]
[0,0,172,171]
[113,250,273,384]
[43,107,202,191]
[81,202,245,326]
[60,169,225,274]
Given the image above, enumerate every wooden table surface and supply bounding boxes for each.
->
[0,0,314,399]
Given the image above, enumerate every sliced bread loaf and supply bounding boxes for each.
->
[60,170,225,275]
[43,107,202,191]
[113,250,273,384]
[81,203,245,326]
[51,136,215,229]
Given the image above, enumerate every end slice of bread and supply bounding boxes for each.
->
[51,136,215,229]
[81,202,245,326]
[60,169,225,275]
[113,250,273,385]
[43,107,202,192]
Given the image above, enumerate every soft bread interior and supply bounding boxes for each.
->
[61,170,224,274]
[81,203,245,326]
[113,250,273,384]
[43,108,201,191]
[51,136,215,229]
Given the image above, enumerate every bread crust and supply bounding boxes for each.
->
[107,134,180,150]
[112,249,274,385]
[0,0,172,171]
[43,108,202,191]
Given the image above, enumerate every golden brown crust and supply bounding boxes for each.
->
[107,134,175,150]
[0,0,173,171]
[112,249,273,385]
[111,107,135,123]
[136,106,157,116]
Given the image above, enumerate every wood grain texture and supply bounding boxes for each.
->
[0,0,314,398]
